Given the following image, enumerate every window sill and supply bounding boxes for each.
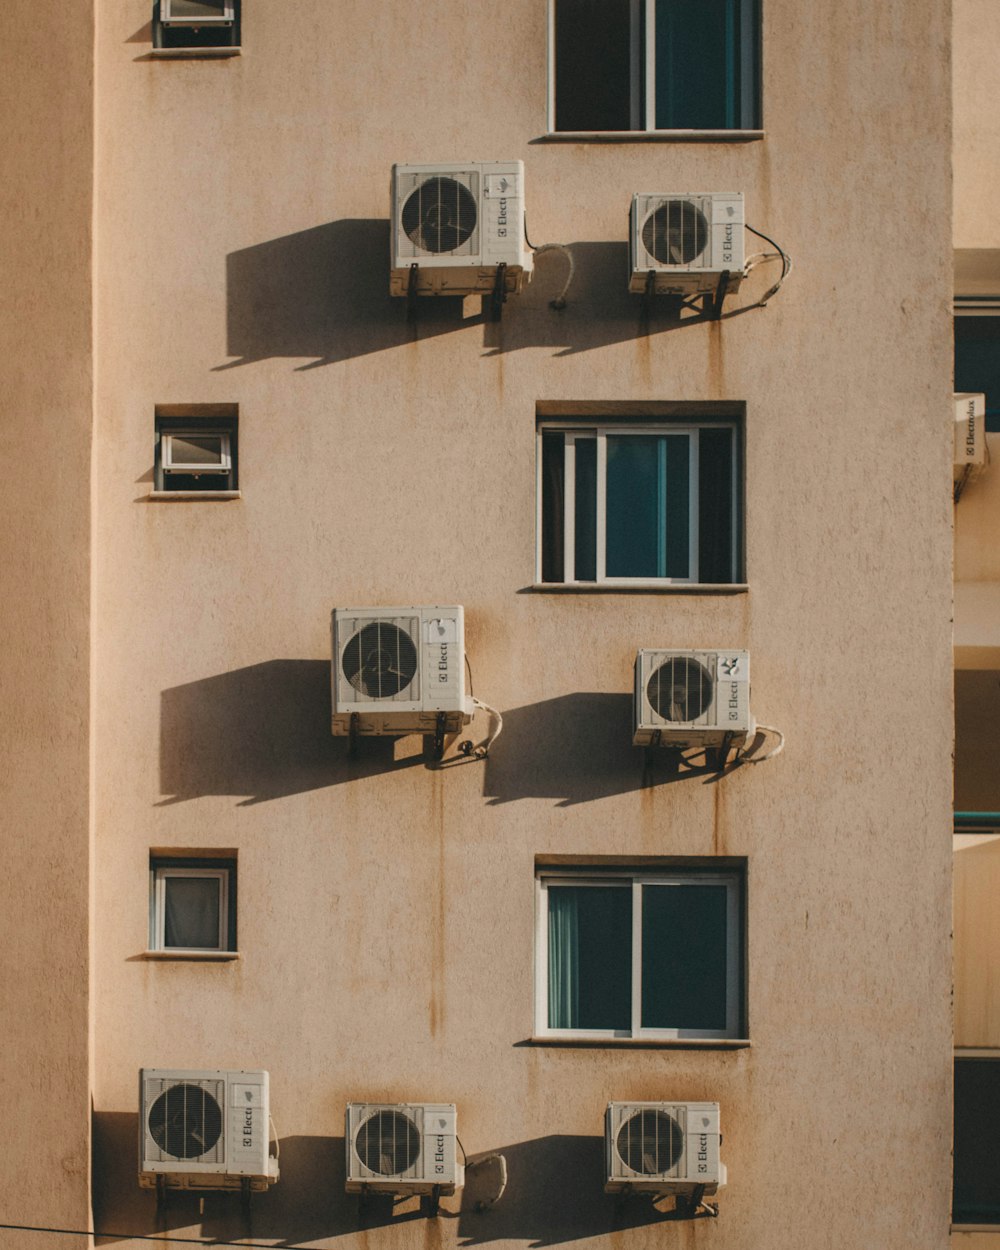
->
[536,130,764,144]
[951,1225,1000,1233]
[148,490,241,501]
[150,46,242,58]
[528,582,748,595]
[142,950,240,961]
[527,1036,751,1050]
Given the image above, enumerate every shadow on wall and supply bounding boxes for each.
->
[159,669,718,806]
[158,660,425,805]
[93,1120,692,1247]
[481,693,715,807]
[218,220,704,369]
[955,669,1000,810]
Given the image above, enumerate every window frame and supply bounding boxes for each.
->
[546,0,762,136]
[160,0,235,25]
[161,430,233,477]
[535,417,742,587]
[534,869,745,1041]
[149,859,236,954]
[153,406,239,495]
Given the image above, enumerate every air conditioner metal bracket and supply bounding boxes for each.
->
[349,712,360,757]
[707,270,731,320]
[714,731,735,772]
[407,263,420,322]
[432,712,448,761]
[491,263,508,320]
[642,269,657,318]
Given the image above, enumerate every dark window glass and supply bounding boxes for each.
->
[698,427,735,582]
[555,0,633,131]
[541,433,565,583]
[655,0,738,129]
[164,877,222,950]
[606,434,689,578]
[574,438,598,580]
[641,884,729,1030]
[548,885,632,1030]
[954,1057,1000,1225]
[955,318,1000,432]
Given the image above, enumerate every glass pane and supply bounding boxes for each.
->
[606,435,688,578]
[541,433,566,582]
[654,0,743,129]
[170,0,230,18]
[954,1058,1000,1224]
[169,435,224,466]
[554,0,633,131]
[164,876,222,949]
[548,886,631,1030]
[955,318,1000,432]
[574,438,597,581]
[698,427,735,582]
[641,884,730,1030]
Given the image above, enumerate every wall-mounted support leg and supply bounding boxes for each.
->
[642,269,656,319]
[407,263,420,322]
[349,712,360,757]
[710,270,731,319]
[428,1184,442,1216]
[433,712,448,761]
[677,1184,707,1218]
[715,731,734,772]
[155,1175,167,1215]
[491,263,508,320]
[240,1178,252,1218]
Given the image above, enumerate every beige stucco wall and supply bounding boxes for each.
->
[954,0,1000,250]
[86,2,953,1248]
[0,0,93,1243]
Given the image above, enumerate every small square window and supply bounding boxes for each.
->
[550,0,761,134]
[954,1054,1000,1226]
[153,0,240,52]
[535,866,745,1040]
[149,857,236,953]
[154,407,238,494]
[537,410,743,586]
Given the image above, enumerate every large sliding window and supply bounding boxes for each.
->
[538,416,741,586]
[954,1053,1000,1226]
[550,0,761,133]
[535,869,745,1040]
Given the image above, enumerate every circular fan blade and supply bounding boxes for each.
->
[642,200,709,266]
[616,1109,684,1175]
[343,623,418,699]
[356,1109,422,1176]
[402,177,477,254]
[647,657,714,722]
[148,1083,223,1160]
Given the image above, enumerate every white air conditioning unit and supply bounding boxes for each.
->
[160,0,235,24]
[954,392,986,479]
[634,649,753,749]
[138,1069,278,1191]
[605,1102,726,1197]
[331,606,473,736]
[345,1103,463,1195]
[390,163,532,297]
[629,193,744,295]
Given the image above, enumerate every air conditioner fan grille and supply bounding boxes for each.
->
[642,200,709,266]
[356,1109,421,1176]
[148,1083,223,1160]
[616,1109,684,1175]
[402,177,477,255]
[342,622,418,699]
[647,657,714,722]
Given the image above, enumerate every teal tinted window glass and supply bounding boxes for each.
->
[955,318,1000,432]
[954,1058,1000,1224]
[698,427,735,582]
[541,433,565,582]
[606,434,689,578]
[548,886,632,1030]
[641,883,729,1030]
[654,0,757,129]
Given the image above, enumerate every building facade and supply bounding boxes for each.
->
[2,2,955,1248]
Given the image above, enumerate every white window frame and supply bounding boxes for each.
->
[535,421,738,586]
[161,430,233,475]
[150,866,230,953]
[534,870,743,1040]
[546,0,760,135]
[160,0,235,26]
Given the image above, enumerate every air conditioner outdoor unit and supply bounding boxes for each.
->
[160,0,235,24]
[633,649,753,749]
[954,392,986,479]
[390,163,532,297]
[629,193,744,296]
[605,1102,726,1197]
[138,1069,278,1191]
[345,1103,463,1195]
[331,606,473,737]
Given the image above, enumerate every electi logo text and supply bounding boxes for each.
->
[243,1107,254,1148]
[497,199,508,238]
[722,222,734,264]
[433,1135,446,1174]
[438,645,449,682]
